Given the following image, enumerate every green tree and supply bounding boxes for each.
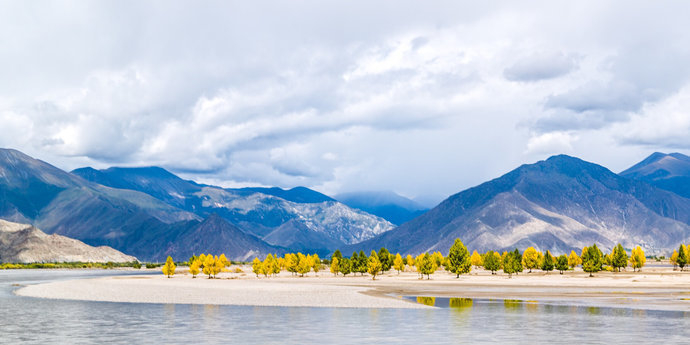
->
[503,250,521,277]
[676,244,687,271]
[582,244,603,277]
[162,256,176,278]
[483,251,501,274]
[367,250,382,280]
[541,250,554,272]
[512,249,523,274]
[611,243,628,272]
[340,257,352,276]
[332,249,343,263]
[357,250,368,275]
[555,254,569,274]
[445,238,471,278]
[378,247,392,272]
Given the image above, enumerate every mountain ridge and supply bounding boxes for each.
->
[348,154,690,256]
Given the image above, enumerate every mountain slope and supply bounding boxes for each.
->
[0,219,137,263]
[132,214,285,262]
[620,152,690,199]
[0,148,199,258]
[351,155,690,255]
[335,191,428,225]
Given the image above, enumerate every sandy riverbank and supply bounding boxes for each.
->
[15,265,690,311]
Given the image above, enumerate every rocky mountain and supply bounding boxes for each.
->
[620,152,690,199]
[72,165,393,251]
[0,219,136,263]
[334,191,428,225]
[351,155,690,256]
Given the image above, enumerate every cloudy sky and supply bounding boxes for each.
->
[2,1,689,204]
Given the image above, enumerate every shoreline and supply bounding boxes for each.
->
[14,266,690,311]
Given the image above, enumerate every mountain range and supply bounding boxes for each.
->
[0,148,392,261]
[2,148,690,261]
[349,154,690,255]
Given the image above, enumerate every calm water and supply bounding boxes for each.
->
[2,270,690,344]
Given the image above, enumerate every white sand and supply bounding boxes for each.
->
[15,265,690,311]
[15,273,427,309]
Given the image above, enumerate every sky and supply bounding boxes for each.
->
[1,1,690,205]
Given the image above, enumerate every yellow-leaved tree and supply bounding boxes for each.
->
[312,254,321,276]
[671,249,679,270]
[470,250,483,268]
[252,257,263,277]
[297,253,311,277]
[212,255,225,278]
[431,251,444,270]
[330,256,340,276]
[219,254,230,267]
[262,254,277,277]
[406,254,414,268]
[393,253,405,274]
[568,250,581,269]
[522,247,539,273]
[189,259,201,278]
[162,256,176,278]
[202,254,215,278]
[367,250,382,280]
[630,246,646,272]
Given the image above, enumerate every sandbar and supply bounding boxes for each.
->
[15,265,690,311]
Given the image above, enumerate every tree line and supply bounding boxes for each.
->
[162,240,662,279]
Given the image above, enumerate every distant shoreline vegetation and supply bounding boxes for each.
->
[0,261,144,270]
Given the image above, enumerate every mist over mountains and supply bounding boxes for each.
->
[2,148,690,261]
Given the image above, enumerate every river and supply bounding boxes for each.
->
[2,270,689,344]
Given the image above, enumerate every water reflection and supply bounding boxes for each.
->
[503,299,523,311]
[416,296,436,306]
[449,298,473,309]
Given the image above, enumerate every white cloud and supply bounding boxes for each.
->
[525,132,577,155]
[1,1,690,198]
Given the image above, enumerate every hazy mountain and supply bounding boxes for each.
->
[351,155,690,256]
[334,191,428,225]
[73,165,393,250]
[620,152,690,199]
[0,219,136,263]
